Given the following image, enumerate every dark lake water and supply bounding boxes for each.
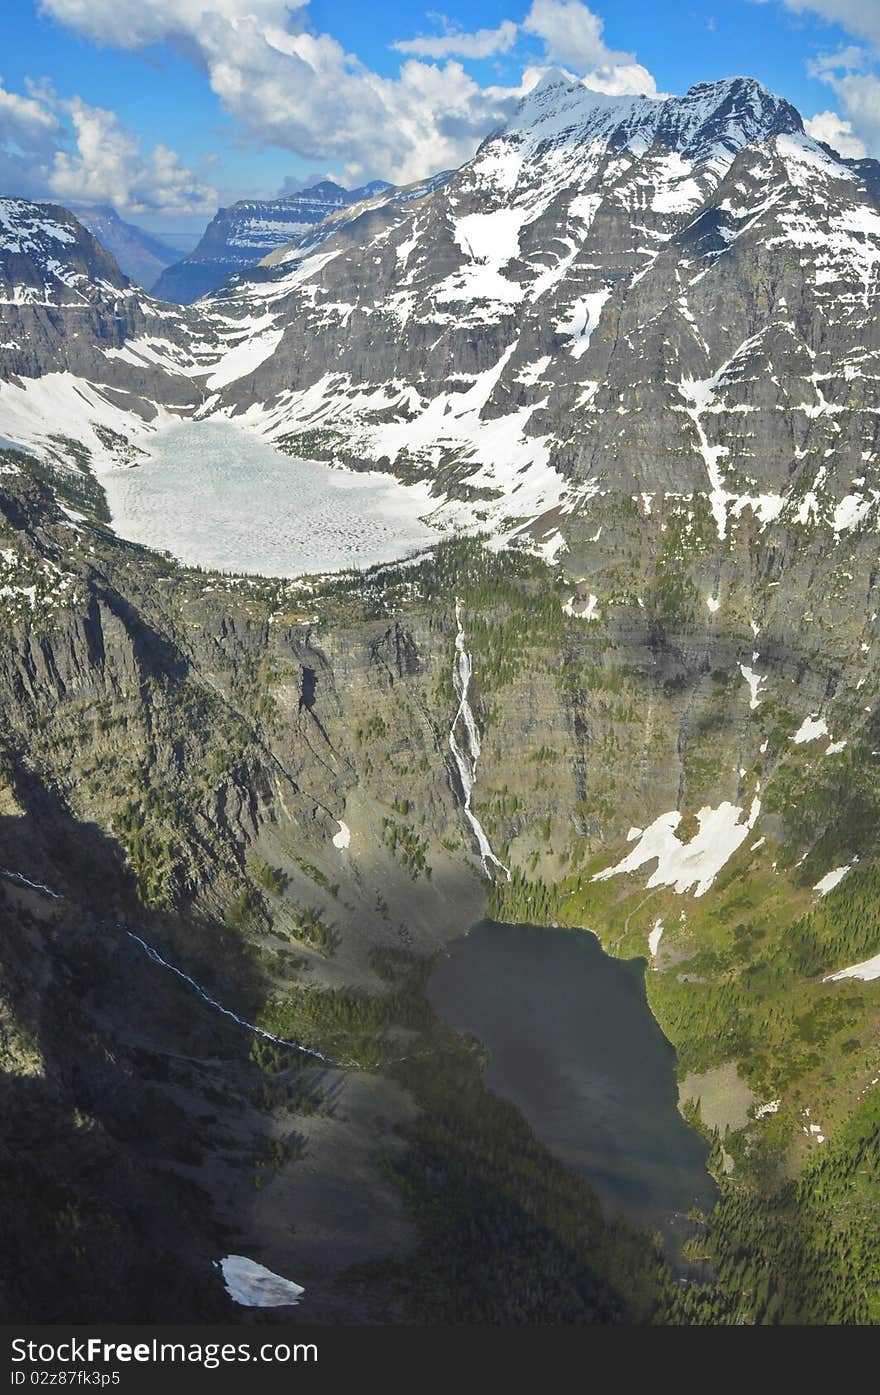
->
[428,920,717,1248]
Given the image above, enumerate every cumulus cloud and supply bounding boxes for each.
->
[578,62,658,96]
[760,2,880,154]
[818,72,880,154]
[37,0,309,50]
[0,79,64,200]
[0,80,60,153]
[49,98,216,213]
[804,108,867,155]
[522,0,657,93]
[523,0,623,69]
[808,45,870,77]
[38,0,658,184]
[0,79,216,214]
[805,46,880,155]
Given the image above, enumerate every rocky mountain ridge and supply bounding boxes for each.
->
[4,75,880,555]
[152,178,392,304]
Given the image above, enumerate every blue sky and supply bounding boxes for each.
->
[2,1,880,237]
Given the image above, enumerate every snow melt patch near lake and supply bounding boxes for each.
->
[648,920,664,961]
[593,799,760,898]
[219,1255,304,1308]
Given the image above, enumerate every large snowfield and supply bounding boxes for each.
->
[99,420,441,577]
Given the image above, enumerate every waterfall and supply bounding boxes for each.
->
[448,600,510,880]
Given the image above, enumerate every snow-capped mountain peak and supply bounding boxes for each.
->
[498,74,802,169]
[2,71,880,555]
[0,197,130,304]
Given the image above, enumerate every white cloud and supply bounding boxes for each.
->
[523,0,621,68]
[519,1,616,81]
[0,80,60,153]
[762,2,880,154]
[0,80,216,214]
[37,0,309,50]
[804,108,867,155]
[581,62,658,97]
[802,41,880,155]
[808,45,870,77]
[38,0,658,182]
[771,2,880,49]
[50,98,216,213]
[0,80,64,200]
[820,72,880,153]
[393,21,519,60]
[523,1,657,96]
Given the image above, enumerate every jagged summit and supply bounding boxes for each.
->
[0,197,130,300]
[665,76,803,157]
[501,72,803,165]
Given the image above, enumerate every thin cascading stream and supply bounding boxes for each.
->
[448,600,510,880]
[123,929,346,1066]
[0,867,347,1066]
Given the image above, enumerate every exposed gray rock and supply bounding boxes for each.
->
[152,179,392,304]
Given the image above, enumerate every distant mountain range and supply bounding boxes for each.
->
[151,178,392,303]
[69,205,186,292]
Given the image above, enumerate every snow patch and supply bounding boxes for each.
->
[791,714,828,744]
[205,326,285,391]
[814,864,853,896]
[739,664,766,710]
[648,920,664,960]
[823,951,880,983]
[755,1098,781,1119]
[332,820,351,851]
[563,591,599,620]
[219,1256,304,1308]
[593,799,760,898]
[557,288,611,358]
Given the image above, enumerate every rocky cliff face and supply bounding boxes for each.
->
[69,205,186,292]
[0,199,209,479]
[152,179,392,304]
